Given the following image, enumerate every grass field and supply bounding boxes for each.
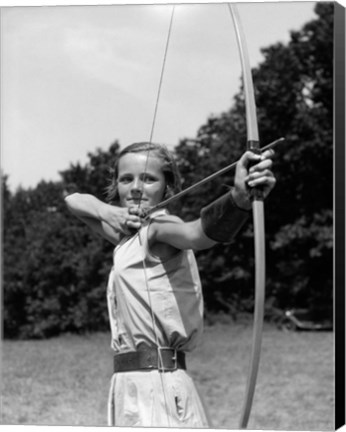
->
[1,321,334,430]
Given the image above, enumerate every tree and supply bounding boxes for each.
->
[60,141,121,200]
[2,3,334,338]
[175,3,333,317]
[2,145,119,338]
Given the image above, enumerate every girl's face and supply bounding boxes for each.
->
[117,152,166,209]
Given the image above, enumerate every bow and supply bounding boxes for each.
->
[228,4,266,429]
[142,4,270,427]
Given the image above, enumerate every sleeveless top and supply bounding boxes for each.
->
[106,210,204,354]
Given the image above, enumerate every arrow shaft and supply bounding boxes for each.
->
[148,137,283,214]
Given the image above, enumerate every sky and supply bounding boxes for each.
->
[1,1,319,191]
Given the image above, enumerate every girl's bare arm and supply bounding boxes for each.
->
[65,193,141,245]
[151,149,276,251]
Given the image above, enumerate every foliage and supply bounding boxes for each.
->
[176,2,333,316]
[2,4,333,338]
[2,159,115,339]
[59,141,120,199]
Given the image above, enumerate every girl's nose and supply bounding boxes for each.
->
[131,178,142,195]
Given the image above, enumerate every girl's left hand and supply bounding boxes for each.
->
[232,149,276,210]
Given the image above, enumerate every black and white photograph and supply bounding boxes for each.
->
[1,1,343,430]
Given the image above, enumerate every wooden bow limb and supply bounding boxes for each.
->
[228,3,266,428]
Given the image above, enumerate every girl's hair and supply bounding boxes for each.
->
[105,142,182,204]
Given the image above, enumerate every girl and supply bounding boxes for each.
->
[65,141,276,427]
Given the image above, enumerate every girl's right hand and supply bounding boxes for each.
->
[103,205,143,235]
[125,206,145,233]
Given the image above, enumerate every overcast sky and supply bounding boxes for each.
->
[1,1,318,191]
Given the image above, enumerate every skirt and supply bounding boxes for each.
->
[107,368,211,427]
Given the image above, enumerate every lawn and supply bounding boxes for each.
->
[1,321,334,430]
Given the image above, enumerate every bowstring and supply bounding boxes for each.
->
[138,5,176,426]
[141,4,176,176]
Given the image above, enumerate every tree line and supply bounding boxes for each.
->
[2,3,333,339]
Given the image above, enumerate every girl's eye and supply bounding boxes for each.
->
[142,174,156,183]
[118,176,132,184]
[118,174,158,184]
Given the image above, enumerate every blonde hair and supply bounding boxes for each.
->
[106,142,182,205]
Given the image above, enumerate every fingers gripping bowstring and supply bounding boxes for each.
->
[138,5,176,426]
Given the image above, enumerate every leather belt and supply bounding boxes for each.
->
[113,347,186,373]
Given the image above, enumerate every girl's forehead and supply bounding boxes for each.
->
[118,152,163,172]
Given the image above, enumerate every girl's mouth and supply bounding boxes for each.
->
[127,197,147,205]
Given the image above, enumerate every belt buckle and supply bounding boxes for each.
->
[157,347,177,372]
